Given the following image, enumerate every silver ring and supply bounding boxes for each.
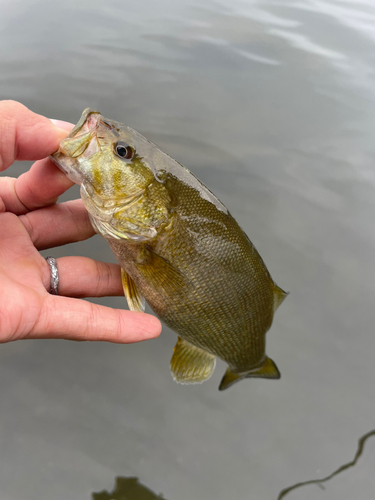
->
[45,256,59,295]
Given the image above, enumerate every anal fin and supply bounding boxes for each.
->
[171,337,216,384]
[121,269,146,312]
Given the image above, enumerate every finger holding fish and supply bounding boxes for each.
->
[0,159,75,215]
[0,100,71,171]
[29,294,161,343]
[0,101,75,214]
[20,199,95,250]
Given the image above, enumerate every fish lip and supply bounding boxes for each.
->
[51,109,102,165]
[49,109,109,188]
[67,108,101,139]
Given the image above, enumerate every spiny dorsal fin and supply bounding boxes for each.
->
[170,337,216,384]
[121,269,146,312]
[246,357,281,379]
[273,284,288,312]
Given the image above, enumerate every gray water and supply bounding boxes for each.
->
[1,0,375,499]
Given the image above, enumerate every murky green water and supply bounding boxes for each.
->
[1,0,375,498]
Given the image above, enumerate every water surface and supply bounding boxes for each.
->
[1,0,375,499]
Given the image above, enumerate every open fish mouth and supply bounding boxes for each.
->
[56,108,102,159]
[67,108,101,138]
[50,109,105,185]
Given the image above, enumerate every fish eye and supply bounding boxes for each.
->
[114,141,135,160]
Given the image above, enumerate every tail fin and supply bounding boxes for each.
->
[219,357,280,391]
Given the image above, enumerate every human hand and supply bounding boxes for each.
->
[0,100,161,342]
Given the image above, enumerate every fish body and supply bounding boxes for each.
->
[51,109,287,390]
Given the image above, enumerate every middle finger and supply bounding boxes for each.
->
[20,199,95,250]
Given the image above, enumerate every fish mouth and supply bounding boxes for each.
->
[67,108,101,139]
[56,108,102,159]
[50,109,104,185]
[66,108,119,141]
[51,108,101,169]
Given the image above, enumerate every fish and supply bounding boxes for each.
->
[50,108,287,391]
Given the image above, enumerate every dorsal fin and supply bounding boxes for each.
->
[170,337,216,384]
[273,284,288,312]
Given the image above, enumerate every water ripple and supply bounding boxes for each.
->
[269,28,346,59]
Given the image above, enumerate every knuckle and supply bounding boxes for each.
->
[66,201,93,237]
[113,310,126,341]
[0,101,28,171]
[19,212,37,241]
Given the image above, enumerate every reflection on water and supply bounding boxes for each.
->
[277,430,375,499]
[92,477,167,500]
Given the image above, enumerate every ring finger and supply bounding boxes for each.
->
[43,256,124,298]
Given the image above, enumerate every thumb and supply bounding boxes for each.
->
[0,100,71,171]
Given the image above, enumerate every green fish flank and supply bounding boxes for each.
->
[50,108,288,391]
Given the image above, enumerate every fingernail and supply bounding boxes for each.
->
[49,119,74,131]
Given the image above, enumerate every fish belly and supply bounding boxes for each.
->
[108,218,275,373]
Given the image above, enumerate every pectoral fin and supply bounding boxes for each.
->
[170,337,216,384]
[121,269,145,312]
[135,246,191,296]
[219,357,280,391]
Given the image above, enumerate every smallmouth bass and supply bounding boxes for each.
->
[51,109,287,391]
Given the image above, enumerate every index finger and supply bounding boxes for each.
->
[0,100,71,171]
